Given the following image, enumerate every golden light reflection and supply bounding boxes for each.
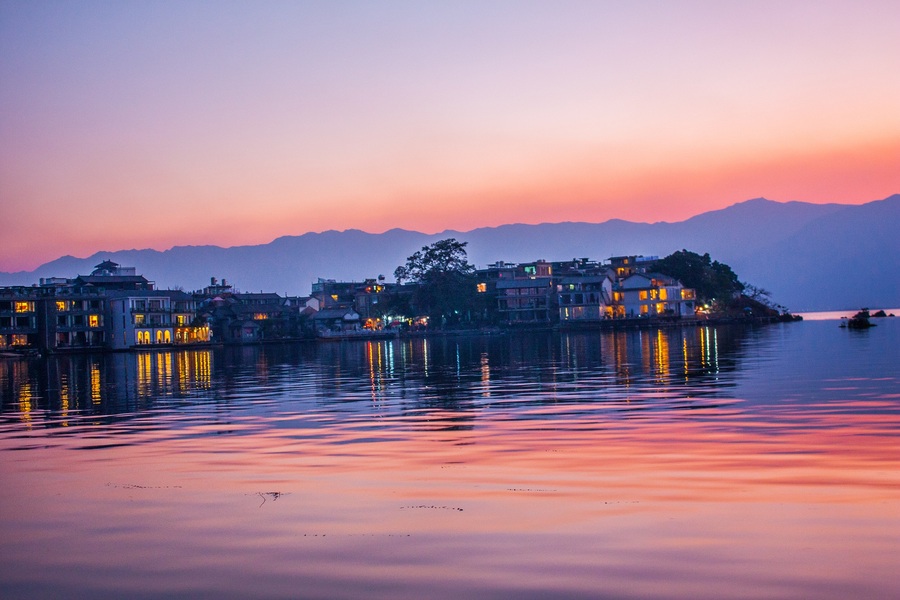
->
[90,362,101,405]
[480,352,491,397]
[177,352,190,395]
[60,372,70,426]
[157,352,172,389]
[194,350,211,388]
[137,352,152,398]
[655,329,669,380]
[14,360,33,428]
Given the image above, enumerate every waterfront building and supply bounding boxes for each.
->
[0,287,39,350]
[496,277,555,324]
[618,273,696,318]
[107,289,209,350]
[557,274,615,322]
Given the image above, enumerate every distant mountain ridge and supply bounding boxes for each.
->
[1,195,897,311]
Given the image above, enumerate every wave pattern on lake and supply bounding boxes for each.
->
[1,322,898,599]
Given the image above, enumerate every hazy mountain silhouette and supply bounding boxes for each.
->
[1,195,897,311]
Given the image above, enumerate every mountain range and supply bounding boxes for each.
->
[2,195,897,312]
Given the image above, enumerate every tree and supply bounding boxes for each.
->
[394,239,476,327]
[654,250,744,305]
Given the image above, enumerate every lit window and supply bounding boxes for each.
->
[254,313,268,320]
[56,301,66,311]
[659,289,668,300]
[639,291,648,301]
[135,314,145,325]
[14,301,33,313]
[88,315,100,328]
[476,283,487,293]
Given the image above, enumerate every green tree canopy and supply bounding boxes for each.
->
[655,250,744,304]
[394,239,476,327]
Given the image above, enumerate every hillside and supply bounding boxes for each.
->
[1,195,897,311]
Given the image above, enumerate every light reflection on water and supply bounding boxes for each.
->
[1,321,899,599]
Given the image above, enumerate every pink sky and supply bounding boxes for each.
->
[2,1,899,272]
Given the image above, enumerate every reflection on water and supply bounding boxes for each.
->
[0,327,748,434]
[1,322,899,599]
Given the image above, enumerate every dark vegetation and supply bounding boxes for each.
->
[389,240,790,329]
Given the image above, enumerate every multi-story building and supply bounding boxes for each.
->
[557,274,614,322]
[44,292,107,350]
[0,288,39,350]
[618,273,696,318]
[496,277,555,324]
[107,290,209,350]
[608,255,659,280]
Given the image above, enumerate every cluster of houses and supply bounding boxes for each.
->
[0,255,697,354]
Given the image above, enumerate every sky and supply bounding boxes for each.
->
[2,1,899,273]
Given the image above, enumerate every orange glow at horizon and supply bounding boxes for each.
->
[4,135,896,274]
[3,3,900,273]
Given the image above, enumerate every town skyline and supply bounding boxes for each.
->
[3,2,900,272]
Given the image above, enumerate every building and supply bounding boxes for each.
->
[0,287,39,351]
[557,274,614,322]
[496,277,555,324]
[106,290,209,350]
[618,273,696,318]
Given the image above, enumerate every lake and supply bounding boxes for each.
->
[1,317,898,599]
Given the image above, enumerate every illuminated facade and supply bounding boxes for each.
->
[107,290,208,350]
[0,289,39,350]
[618,273,695,318]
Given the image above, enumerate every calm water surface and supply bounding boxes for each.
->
[1,319,898,599]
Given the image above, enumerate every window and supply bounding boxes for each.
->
[89,315,100,328]
[134,314,145,325]
[56,301,67,311]
[639,291,648,301]
[15,301,33,313]
[659,289,668,300]
[476,283,487,293]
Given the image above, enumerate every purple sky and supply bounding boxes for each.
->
[2,1,899,271]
